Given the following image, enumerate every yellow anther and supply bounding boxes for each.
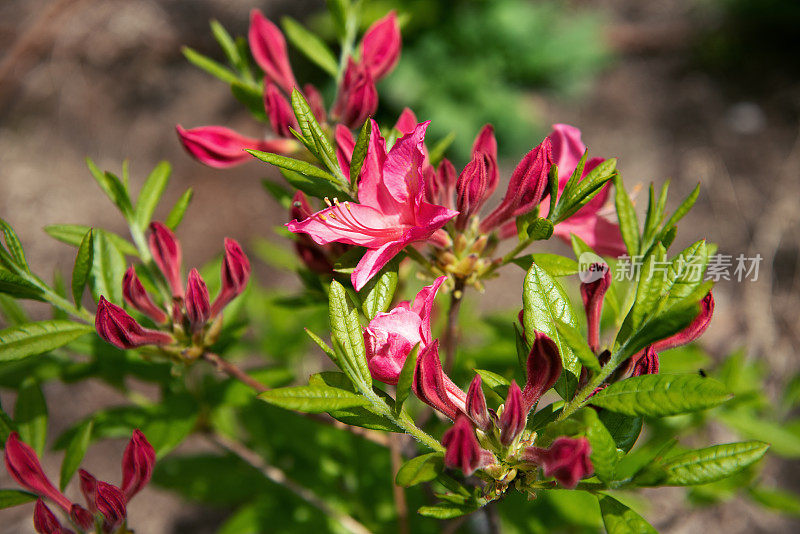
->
[319,214,327,221]
[324,197,332,207]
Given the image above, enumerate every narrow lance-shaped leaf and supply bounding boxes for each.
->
[135,161,171,229]
[0,402,15,444]
[15,379,48,456]
[329,280,370,385]
[396,452,444,487]
[0,217,30,272]
[0,490,37,510]
[248,150,339,182]
[360,259,398,320]
[59,420,94,491]
[0,320,93,363]
[598,494,657,534]
[182,46,239,84]
[556,320,600,372]
[579,409,618,484]
[394,345,419,415]
[210,19,247,74]
[290,90,347,184]
[258,385,370,413]
[90,230,126,304]
[44,225,138,256]
[662,183,700,234]
[86,159,133,217]
[281,17,339,76]
[613,174,640,256]
[165,188,194,230]
[350,119,371,183]
[656,441,769,486]
[71,229,94,308]
[0,270,45,301]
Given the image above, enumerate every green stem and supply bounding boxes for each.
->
[557,349,626,422]
[363,388,443,452]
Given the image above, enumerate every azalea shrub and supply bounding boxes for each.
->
[0,1,794,533]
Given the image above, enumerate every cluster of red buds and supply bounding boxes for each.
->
[4,430,155,534]
[94,222,250,359]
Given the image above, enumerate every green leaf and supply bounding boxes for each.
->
[71,229,94,308]
[662,183,700,233]
[749,486,800,515]
[360,260,398,320]
[134,161,171,229]
[248,150,337,181]
[277,167,345,200]
[290,90,345,184]
[418,502,477,519]
[555,158,617,223]
[329,281,370,385]
[559,150,587,209]
[165,188,194,230]
[258,385,369,413]
[428,131,456,166]
[598,494,657,534]
[657,441,769,486]
[717,411,800,458]
[0,489,37,509]
[394,345,419,414]
[210,20,247,73]
[512,253,579,276]
[0,320,93,363]
[613,175,640,256]
[44,225,137,256]
[616,245,667,346]
[474,369,510,399]
[86,159,132,217]
[0,269,45,301]
[598,410,642,453]
[589,374,731,417]
[0,402,16,444]
[15,380,47,456]
[182,46,238,84]
[396,452,444,487]
[304,328,338,365]
[281,17,339,76]
[231,81,268,122]
[523,262,580,395]
[0,217,30,272]
[580,410,618,484]
[90,230,126,304]
[59,419,93,491]
[525,217,554,241]
[556,320,600,372]
[350,119,371,182]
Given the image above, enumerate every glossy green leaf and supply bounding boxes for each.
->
[0,489,37,509]
[580,410,618,484]
[70,229,94,308]
[394,345,419,414]
[135,161,171,229]
[86,159,132,217]
[182,46,238,84]
[59,420,93,491]
[475,369,510,399]
[360,260,398,320]
[290,90,344,183]
[350,118,371,182]
[15,380,47,456]
[598,410,642,454]
[0,269,44,301]
[44,225,137,256]
[0,217,29,272]
[90,230,126,304]
[512,253,579,276]
[282,17,339,76]
[248,150,337,182]
[658,441,769,486]
[396,452,444,487]
[662,183,700,233]
[590,374,732,417]
[258,385,369,413]
[613,175,640,256]
[0,320,93,363]
[210,20,247,73]
[165,188,194,230]
[598,494,657,534]
[277,167,345,200]
[556,320,600,372]
[329,280,370,385]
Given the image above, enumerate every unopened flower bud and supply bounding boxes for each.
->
[360,11,401,81]
[627,346,659,376]
[264,83,297,138]
[332,59,378,129]
[176,125,295,168]
[522,332,562,412]
[442,415,490,476]
[465,375,491,432]
[148,222,183,297]
[70,504,94,531]
[211,239,251,316]
[412,342,466,421]
[95,296,174,349]
[33,499,64,534]
[580,264,611,353]
[185,269,210,331]
[499,381,527,446]
[471,124,498,198]
[248,9,297,93]
[79,469,97,513]
[455,153,490,230]
[123,266,168,324]
[522,436,593,489]
[4,433,72,512]
[651,292,714,351]
[121,429,156,501]
[95,481,126,530]
[334,125,356,181]
[425,158,456,209]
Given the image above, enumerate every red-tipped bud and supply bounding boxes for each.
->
[185,269,210,331]
[471,124,499,198]
[441,415,492,476]
[70,504,94,531]
[627,346,659,377]
[334,125,356,181]
[121,429,156,502]
[499,381,527,446]
[176,125,294,168]
[425,158,457,209]
[211,239,251,316]
[264,83,298,138]
[455,153,491,230]
[78,469,97,513]
[360,11,401,81]
[148,222,183,297]
[95,482,126,530]
[290,192,335,274]
[522,332,563,412]
[332,59,378,130]
[394,107,418,136]
[522,436,593,489]
[4,433,72,512]
[480,137,553,232]
[95,297,174,350]
[33,499,65,534]
[122,266,168,324]
[412,341,466,421]
[248,9,297,93]
[651,292,715,352]
[465,375,491,432]
[580,263,611,353]
[303,84,327,124]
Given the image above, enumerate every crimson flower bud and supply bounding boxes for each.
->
[122,266,168,324]
[441,415,491,476]
[627,346,659,377]
[580,264,611,353]
[522,436,593,489]
[70,504,94,531]
[334,125,356,181]
[303,84,327,124]
[360,11,401,81]
[211,239,251,316]
[176,125,295,168]
[78,469,97,513]
[425,158,456,209]
[264,83,297,138]
[4,433,72,512]
[412,341,466,421]
[455,153,490,230]
[248,9,297,93]
[95,481,126,530]
[499,381,527,446]
[289,192,336,274]
[121,429,156,501]
[95,297,174,350]
[332,59,378,129]
[185,269,210,331]
[465,375,491,432]
[33,499,65,534]
[480,137,553,232]
[651,292,714,352]
[522,332,563,411]
[148,222,183,297]
[471,124,499,198]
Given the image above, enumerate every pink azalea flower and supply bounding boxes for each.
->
[364,276,445,384]
[176,125,295,168]
[286,120,458,290]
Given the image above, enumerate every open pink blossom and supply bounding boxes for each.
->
[364,276,445,384]
[287,120,458,290]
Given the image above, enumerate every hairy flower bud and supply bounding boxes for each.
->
[651,292,715,352]
[522,436,593,489]
[70,504,94,531]
[211,239,251,316]
[176,125,295,168]
[264,83,297,138]
[455,153,490,230]
[121,429,156,502]
[465,375,491,432]
[148,222,183,297]
[122,266,168,324]
[412,342,466,421]
[33,499,64,534]
[185,269,210,331]
[522,332,563,411]
[441,415,491,476]
[332,59,378,129]
[627,346,659,377]
[360,11,401,81]
[95,481,126,530]
[580,264,611,353]
[499,381,527,446]
[4,433,72,512]
[78,469,97,513]
[248,9,296,93]
[471,124,498,198]
[95,297,174,349]
[425,158,457,209]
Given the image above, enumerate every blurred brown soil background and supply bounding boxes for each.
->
[0,0,799,532]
